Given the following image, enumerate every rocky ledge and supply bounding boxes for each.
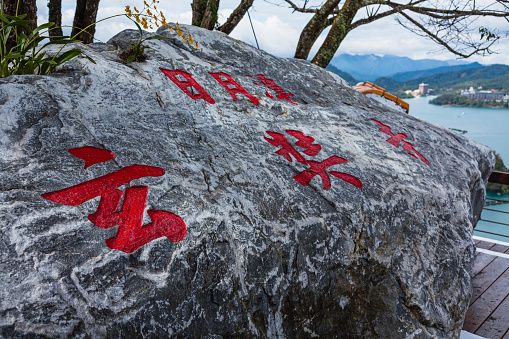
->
[0,24,494,338]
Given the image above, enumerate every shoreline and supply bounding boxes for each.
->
[431,103,509,109]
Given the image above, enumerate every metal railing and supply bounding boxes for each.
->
[475,171,509,242]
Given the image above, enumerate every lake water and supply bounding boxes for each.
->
[407,96,509,164]
[406,96,509,243]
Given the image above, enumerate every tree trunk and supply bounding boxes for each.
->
[71,0,101,44]
[2,0,37,29]
[192,0,207,26]
[294,0,342,60]
[311,0,364,68]
[48,0,63,38]
[201,0,220,30]
[2,0,37,51]
[218,0,253,35]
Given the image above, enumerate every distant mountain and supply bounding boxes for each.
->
[325,65,358,85]
[373,64,509,91]
[329,54,473,81]
[390,62,483,82]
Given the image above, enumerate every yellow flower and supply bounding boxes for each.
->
[144,1,149,7]
[134,14,140,23]
[125,5,131,13]
[147,9,152,15]
[188,33,194,44]
[195,42,198,49]
[141,17,148,28]
[134,6,139,13]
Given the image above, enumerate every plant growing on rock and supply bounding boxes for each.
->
[121,0,198,63]
[0,0,95,78]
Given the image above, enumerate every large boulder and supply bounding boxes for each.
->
[0,24,494,338]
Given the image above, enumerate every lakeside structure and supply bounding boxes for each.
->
[419,83,429,95]
[461,87,509,102]
[405,83,431,97]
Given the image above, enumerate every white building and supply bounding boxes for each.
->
[419,83,429,95]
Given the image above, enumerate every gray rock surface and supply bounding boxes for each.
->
[0,24,494,338]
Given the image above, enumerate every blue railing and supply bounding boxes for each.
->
[475,171,509,242]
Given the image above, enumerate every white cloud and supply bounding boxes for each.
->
[35,0,508,65]
[228,13,301,57]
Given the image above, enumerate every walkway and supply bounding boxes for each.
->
[462,236,509,338]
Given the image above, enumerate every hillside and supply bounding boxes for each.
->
[329,54,471,81]
[373,64,509,91]
[325,65,358,85]
[390,62,482,82]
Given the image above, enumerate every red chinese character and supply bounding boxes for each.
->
[42,146,187,253]
[68,146,116,168]
[371,119,430,165]
[264,131,306,163]
[265,131,362,190]
[293,156,363,190]
[209,72,259,106]
[160,68,215,104]
[247,74,298,105]
[285,130,321,156]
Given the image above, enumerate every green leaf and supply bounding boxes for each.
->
[4,54,24,59]
[84,54,96,64]
[145,35,167,41]
[52,49,81,64]
[29,22,55,38]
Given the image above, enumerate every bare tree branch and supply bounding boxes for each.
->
[282,0,345,14]
[349,8,399,31]
[396,9,499,58]
[253,0,509,67]
[218,0,254,34]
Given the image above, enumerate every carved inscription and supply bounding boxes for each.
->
[371,119,430,165]
[265,130,363,190]
[41,146,187,253]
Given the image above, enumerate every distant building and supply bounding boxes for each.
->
[461,89,509,102]
[418,83,429,95]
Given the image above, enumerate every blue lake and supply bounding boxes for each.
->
[407,96,509,164]
[406,96,509,242]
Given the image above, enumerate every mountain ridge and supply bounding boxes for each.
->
[374,64,509,91]
[329,53,474,81]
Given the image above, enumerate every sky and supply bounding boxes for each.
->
[35,0,509,65]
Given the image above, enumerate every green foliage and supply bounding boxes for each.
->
[391,89,414,99]
[487,152,509,194]
[429,93,469,106]
[325,64,357,85]
[371,77,404,91]
[377,65,509,91]
[429,93,508,108]
[479,27,498,42]
[449,128,467,135]
[119,17,167,63]
[0,12,94,78]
